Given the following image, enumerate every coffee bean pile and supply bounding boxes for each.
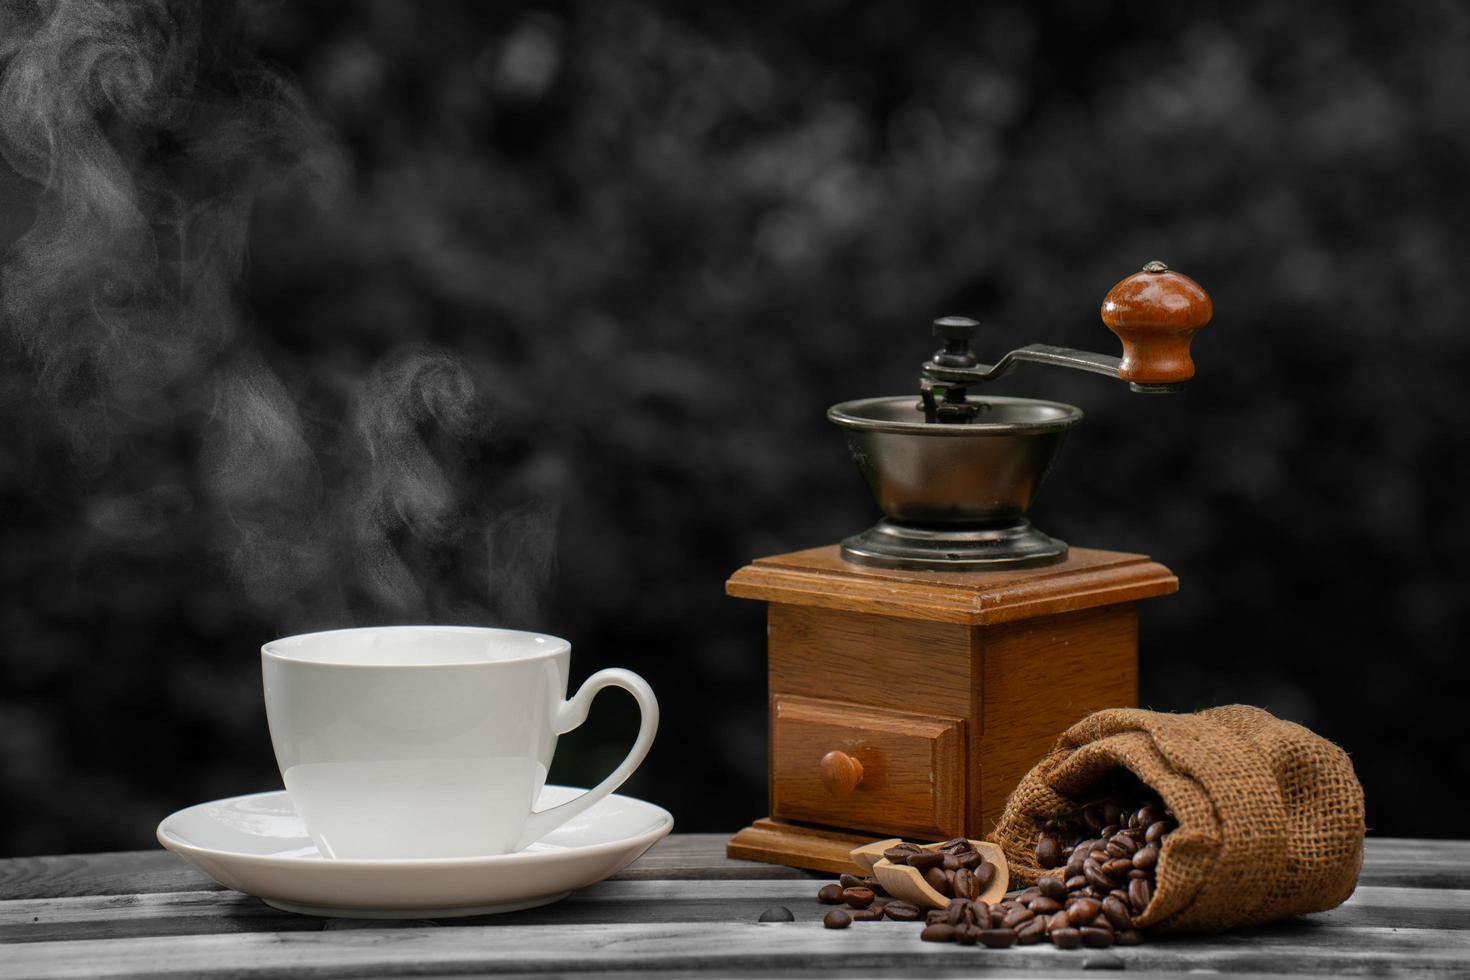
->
[922,793,1172,948]
[813,794,1175,950]
[879,839,997,900]
[816,873,919,926]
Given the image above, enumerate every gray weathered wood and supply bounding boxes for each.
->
[0,834,806,903]
[0,835,1466,977]
[4,921,1469,979]
[3,879,1467,945]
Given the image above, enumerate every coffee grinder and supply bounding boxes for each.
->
[727,262,1212,873]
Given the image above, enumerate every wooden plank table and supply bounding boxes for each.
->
[1,835,1467,977]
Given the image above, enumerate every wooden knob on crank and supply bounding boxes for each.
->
[1101,260,1213,386]
[820,750,864,797]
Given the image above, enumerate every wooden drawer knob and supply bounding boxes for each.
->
[820,750,864,797]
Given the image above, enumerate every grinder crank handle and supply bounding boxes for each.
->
[1101,260,1213,388]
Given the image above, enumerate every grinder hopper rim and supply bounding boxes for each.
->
[829,395,1083,570]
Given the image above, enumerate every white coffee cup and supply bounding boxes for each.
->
[261,626,658,860]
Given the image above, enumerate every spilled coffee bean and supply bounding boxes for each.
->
[816,882,844,904]
[823,909,851,929]
[883,900,921,921]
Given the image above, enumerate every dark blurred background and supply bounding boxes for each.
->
[2,0,1467,856]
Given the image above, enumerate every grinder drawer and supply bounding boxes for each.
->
[770,695,965,840]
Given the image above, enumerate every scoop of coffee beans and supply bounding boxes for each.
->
[880,837,996,899]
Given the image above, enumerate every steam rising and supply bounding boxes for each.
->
[0,0,551,628]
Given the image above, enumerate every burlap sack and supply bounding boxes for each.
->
[992,705,1364,933]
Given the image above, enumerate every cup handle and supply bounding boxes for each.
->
[514,667,659,851]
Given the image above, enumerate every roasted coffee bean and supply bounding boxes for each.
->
[1132,845,1158,870]
[939,837,968,850]
[842,887,875,909]
[1036,834,1063,868]
[1065,851,1087,880]
[942,853,964,871]
[924,867,950,895]
[758,906,794,922]
[1088,913,1112,932]
[823,909,851,929]
[1145,820,1171,844]
[926,909,948,926]
[838,873,865,889]
[883,846,916,864]
[952,867,979,900]
[1111,832,1139,855]
[907,849,944,871]
[1066,875,1089,892]
[977,928,1016,948]
[1038,875,1068,901]
[973,861,996,892]
[1047,911,1072,933]
[1101,896,1131,930]
[1018,918,1048,944]
[1128,877,1152,914]
[817,883,844,904]
[1085,862,1115,892]
[883,900,921,922]
[1127,868,1150,880]
[921,923,956,943]
[958,850,984,870]
[849,906,883,922]
[1081,926,1115,948]
[1001,906,1034,929]
[1104,841,1129,859]
[1029,896,1062,915]
[1136,805,1162,827]
[1117,928,1143,946]
[953,924,981,946]
[1067,898,1102,926]
[1018,886,1042,903]
[1089,848,1111,863]
[1050,926,1082,949]
[944,898,970,926]
[1103,858,1135,879]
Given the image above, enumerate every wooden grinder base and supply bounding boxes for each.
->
[725,544,1177,875]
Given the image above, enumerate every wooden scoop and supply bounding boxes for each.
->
[849,839,1009,910]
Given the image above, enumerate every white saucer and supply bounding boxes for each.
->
[157,785,673,918]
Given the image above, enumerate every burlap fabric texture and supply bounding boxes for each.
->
[991,705,1365,932]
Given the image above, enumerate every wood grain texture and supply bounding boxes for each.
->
[727,545,1176,626]
[767,604,972,718]
[770,696,964,840]
[725,819,873,875]
[0,852,221,901]
[972,603,1139,835]
[1,837,1468,976]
